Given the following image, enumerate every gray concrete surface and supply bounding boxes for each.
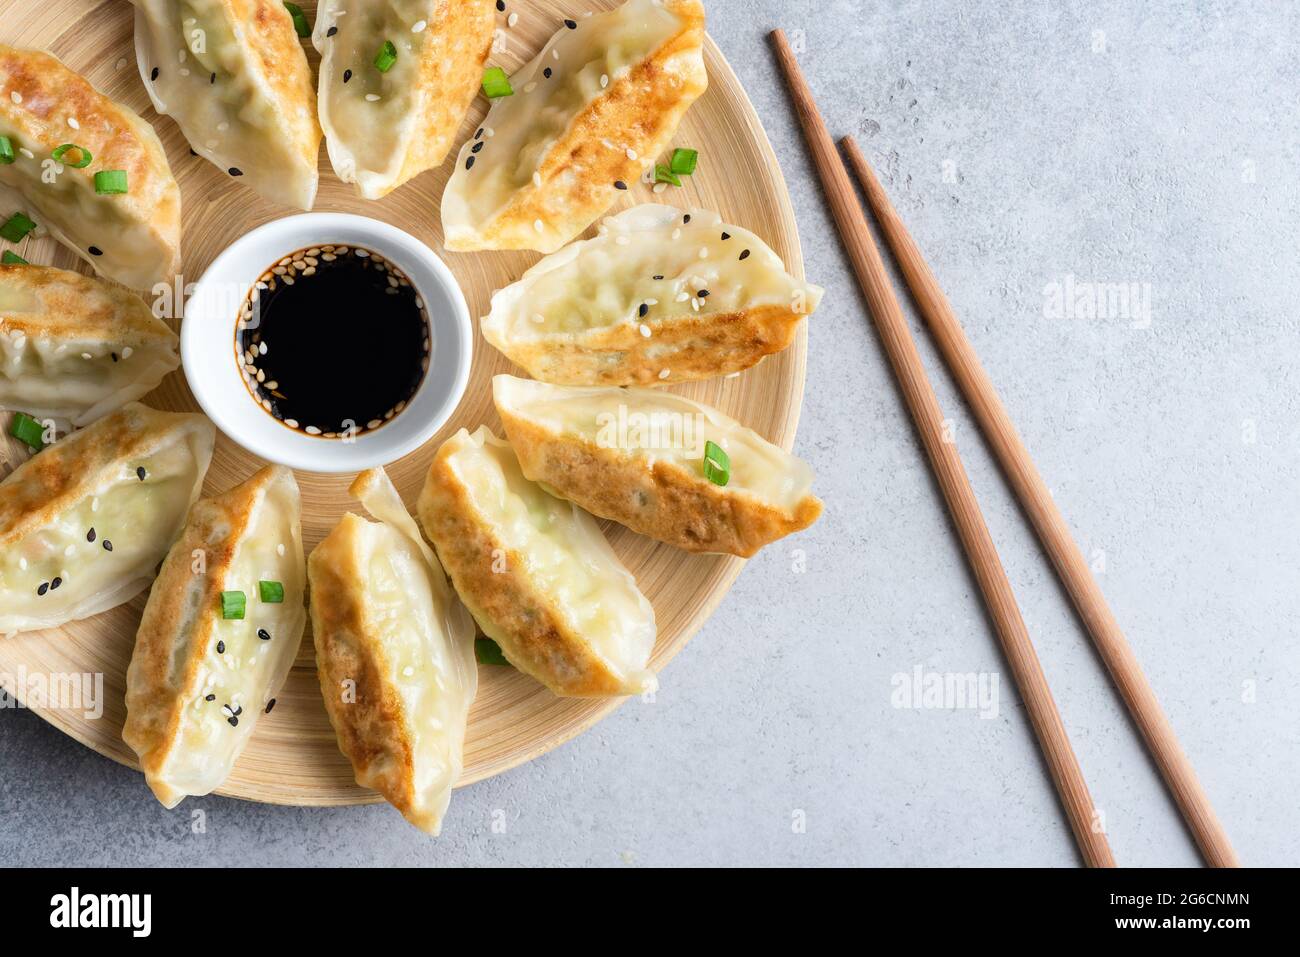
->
[3,0,1297,867]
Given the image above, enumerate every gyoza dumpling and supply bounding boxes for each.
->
[309,467,477,835]
[481,205,823,385]
[0,403,214,637]
[0,264,179,426]
[0,45,181,289]
[418,426,657,697]
[123,465,306,808]
[442,0,707,253]
[131,0,322,210]
[313,0,495,199]
[493,375,822,557]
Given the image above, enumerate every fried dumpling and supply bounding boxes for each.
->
[481,205,823,385]
[131,0,322,210]
[123,465,306,808]
[418,426,657,697]
[442,0,707,253]
[493,375,822,557]
[0,264,179,426]
[0,45,181,289]
[313,0,495,199]
[309,467,477,835]
[0,403,214,636]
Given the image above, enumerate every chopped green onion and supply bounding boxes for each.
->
[9,412,46,450]
[283,2,311,38]
[703,440,731,487]
[94,170,129,195]
[374,40,397,73]
[0,136,13,165]
[475,638,510,666]
[258,580,285,603]
[51,143,92,168]
[654,164,681,187]
[1,251,28,265]
[220,590,246,620]
[669,147,699,176]
[0,212,36,243]
[481,66,513,98]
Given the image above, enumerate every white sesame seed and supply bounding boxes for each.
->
[412,19,427,32]
[676,292,690,302]
[626,148,638,160]
[534,219,544,233]
[10,92,21,104]
[639,323,651,337]
[115,58,127,70]
[671,228,681,240]
[699,247,709,259]
[67,117,79,129]
[355,248,369,257]
[365,93,381,101]
[533,171,542,187]
[653,182,668,194]
[64,545,75,556]
[18,557,26,570]
[552,48,560,60]
[306,425,322,435]
[508,12,518,26]
[531,313,545,324]
[645,298,658,305]
[19,147,34,159]
[91,497,99,512]
[658,368,670,379]
[725,371,741,379]
[81,352,92,360]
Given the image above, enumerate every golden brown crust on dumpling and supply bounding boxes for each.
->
[235,0,322,164]
[417,443,633,697]
[0,264,176,341]
[0,404,205,549]
[123,468,285,802]
[504,303,805,386]
[308,514,419,818]
[500,411,822,558]
[0,45,181,285]
[446,0,708,252]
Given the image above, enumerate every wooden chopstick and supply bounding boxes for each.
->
[839,139,1240,868]
[769,29,1114,867]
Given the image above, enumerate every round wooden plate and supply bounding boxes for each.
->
[0,0,808,805]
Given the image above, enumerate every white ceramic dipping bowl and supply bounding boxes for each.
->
[182,213,471,473]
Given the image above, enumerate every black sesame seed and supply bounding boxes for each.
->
[343,69,353,83]
[37,582,49,596]
[465,155,475,170]
[102,540,113,552]
[564,18,577,29]
[698,289,710,298]
[475,127,483,139]
[205,694,215,702]
[721,232,731,240]
[216,641,225,654]
[653,274,664,280]
[327,26,338,37]
[50,577,62,589]
[471,141,484,153]
[228,167,243,176]
[150,67,159,81]
[638,302,649,317]
[265,698,277,714]
[544,67,552,78]
[614,180,627,190]
[496,0,505,10]
[110,352,119,362]
[136,466,147,481]
[210,72,216,84]
[189,148,198,157]
[683,214,692,223]
[739,249,751,260]
[87,528,96,543]
[89,246,103,256]
[258,628,271,641]
[227,716,239,727]
[232,705,242,716]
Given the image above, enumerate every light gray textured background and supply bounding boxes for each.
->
[3,0,1297,867]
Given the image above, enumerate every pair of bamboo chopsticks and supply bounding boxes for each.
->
[770,30,1238,868]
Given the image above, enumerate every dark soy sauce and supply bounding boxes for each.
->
[235,244,430,438]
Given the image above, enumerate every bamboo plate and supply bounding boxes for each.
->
[0,0,808,806]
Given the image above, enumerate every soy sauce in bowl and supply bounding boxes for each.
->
[235,244,430,438]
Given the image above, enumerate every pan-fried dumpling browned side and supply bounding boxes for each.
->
[309,467,477,835]
[441,0,707,253]
[493,376,823,557]
[0,403,214,636]
[131,0,322,209]
[313,0,495,199]
[0,45,181,289]
[418,426,657,698]
[480,205,823,385]
[124,465,306,808]
[0,264,179,426]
